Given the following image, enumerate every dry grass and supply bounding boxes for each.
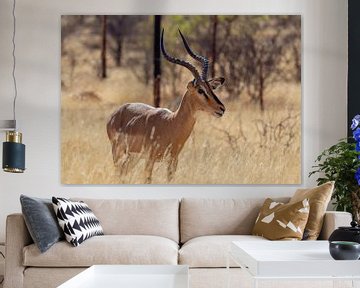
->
[61,20,301,184]
[61,67,301,184]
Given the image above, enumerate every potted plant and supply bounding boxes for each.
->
[309,115,360,222]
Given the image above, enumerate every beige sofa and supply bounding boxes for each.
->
[4,198,352,288]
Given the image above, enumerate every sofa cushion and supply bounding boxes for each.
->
[23,235,178,267]
[72,199,179,243]
[52,197,104,247]
[252,198,310,240]
[290,181,334,240]
[20,195,64,253]
[179,235,267,268]
[180,198,289,243]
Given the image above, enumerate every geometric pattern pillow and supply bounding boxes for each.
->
[52,197,104,247]
[252,198,310,240]
[289,181,334,240]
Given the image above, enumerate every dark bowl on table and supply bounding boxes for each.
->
[329,241,360,260]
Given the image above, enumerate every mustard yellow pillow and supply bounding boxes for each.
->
[252,198,310,240]
[289,181,334,240]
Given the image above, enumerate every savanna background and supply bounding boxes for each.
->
[61,15,301,184]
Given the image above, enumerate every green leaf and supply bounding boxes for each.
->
[309,138,360,215]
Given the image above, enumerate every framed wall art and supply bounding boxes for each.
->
[61,15,301,184]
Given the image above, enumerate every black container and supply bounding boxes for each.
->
[328,221,360,244]
[329,241,360,260]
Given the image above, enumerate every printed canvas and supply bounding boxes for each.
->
[61,15,301,184]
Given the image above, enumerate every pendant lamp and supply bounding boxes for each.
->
[1,0,26,173]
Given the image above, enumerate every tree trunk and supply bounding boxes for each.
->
[293,46,301,82]
[211,15,218,78]
[352,190,360,223]
[101,15,107,79]
[115,37,123,67]
[153,15,162,107]
[259,65,265,112]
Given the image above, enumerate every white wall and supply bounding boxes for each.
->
[0,0,348,242]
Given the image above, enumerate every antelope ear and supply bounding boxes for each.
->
[208,77,225,90]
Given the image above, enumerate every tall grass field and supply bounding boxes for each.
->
[61,15,301,184]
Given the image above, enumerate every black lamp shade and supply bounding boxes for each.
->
[2,133,25,173]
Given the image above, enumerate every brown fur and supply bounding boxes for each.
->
[107,79,225,183]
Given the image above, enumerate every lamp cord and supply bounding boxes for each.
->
[11,0,17,129]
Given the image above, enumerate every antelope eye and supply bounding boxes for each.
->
[197,88,209,99]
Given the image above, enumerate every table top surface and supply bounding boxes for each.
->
[231,240,360,278]
[58,265,189,288]
[232,240,334,261]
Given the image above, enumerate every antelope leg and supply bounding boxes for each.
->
[167,157,178,182]
[144,158,155,184]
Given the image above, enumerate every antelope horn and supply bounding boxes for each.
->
[178,29,209,81]
[160,29,201,81]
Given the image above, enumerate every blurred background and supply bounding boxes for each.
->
[61,15,301,185]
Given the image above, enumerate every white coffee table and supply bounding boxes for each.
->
[58,265,189,288]
[228,241,360,288]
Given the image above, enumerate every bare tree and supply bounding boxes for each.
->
[217,16,247,99]
[101,15,107,79]
[61,16,84,56]
[276,16,301,83]
[153,15,162,107]
[108,16,125,67]
[122,16,153,86]
[108,16,140,67]
[217,16,298,111]
[210,15,218,78]
[243,32,284,111]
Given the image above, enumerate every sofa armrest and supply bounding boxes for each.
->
[4,213,32,288]
[318,211,352,240]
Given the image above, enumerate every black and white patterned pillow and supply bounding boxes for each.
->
[52,197,104,247]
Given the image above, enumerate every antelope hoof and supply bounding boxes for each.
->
[167,173,175,182]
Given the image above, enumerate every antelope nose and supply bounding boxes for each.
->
[219,106,225,113]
